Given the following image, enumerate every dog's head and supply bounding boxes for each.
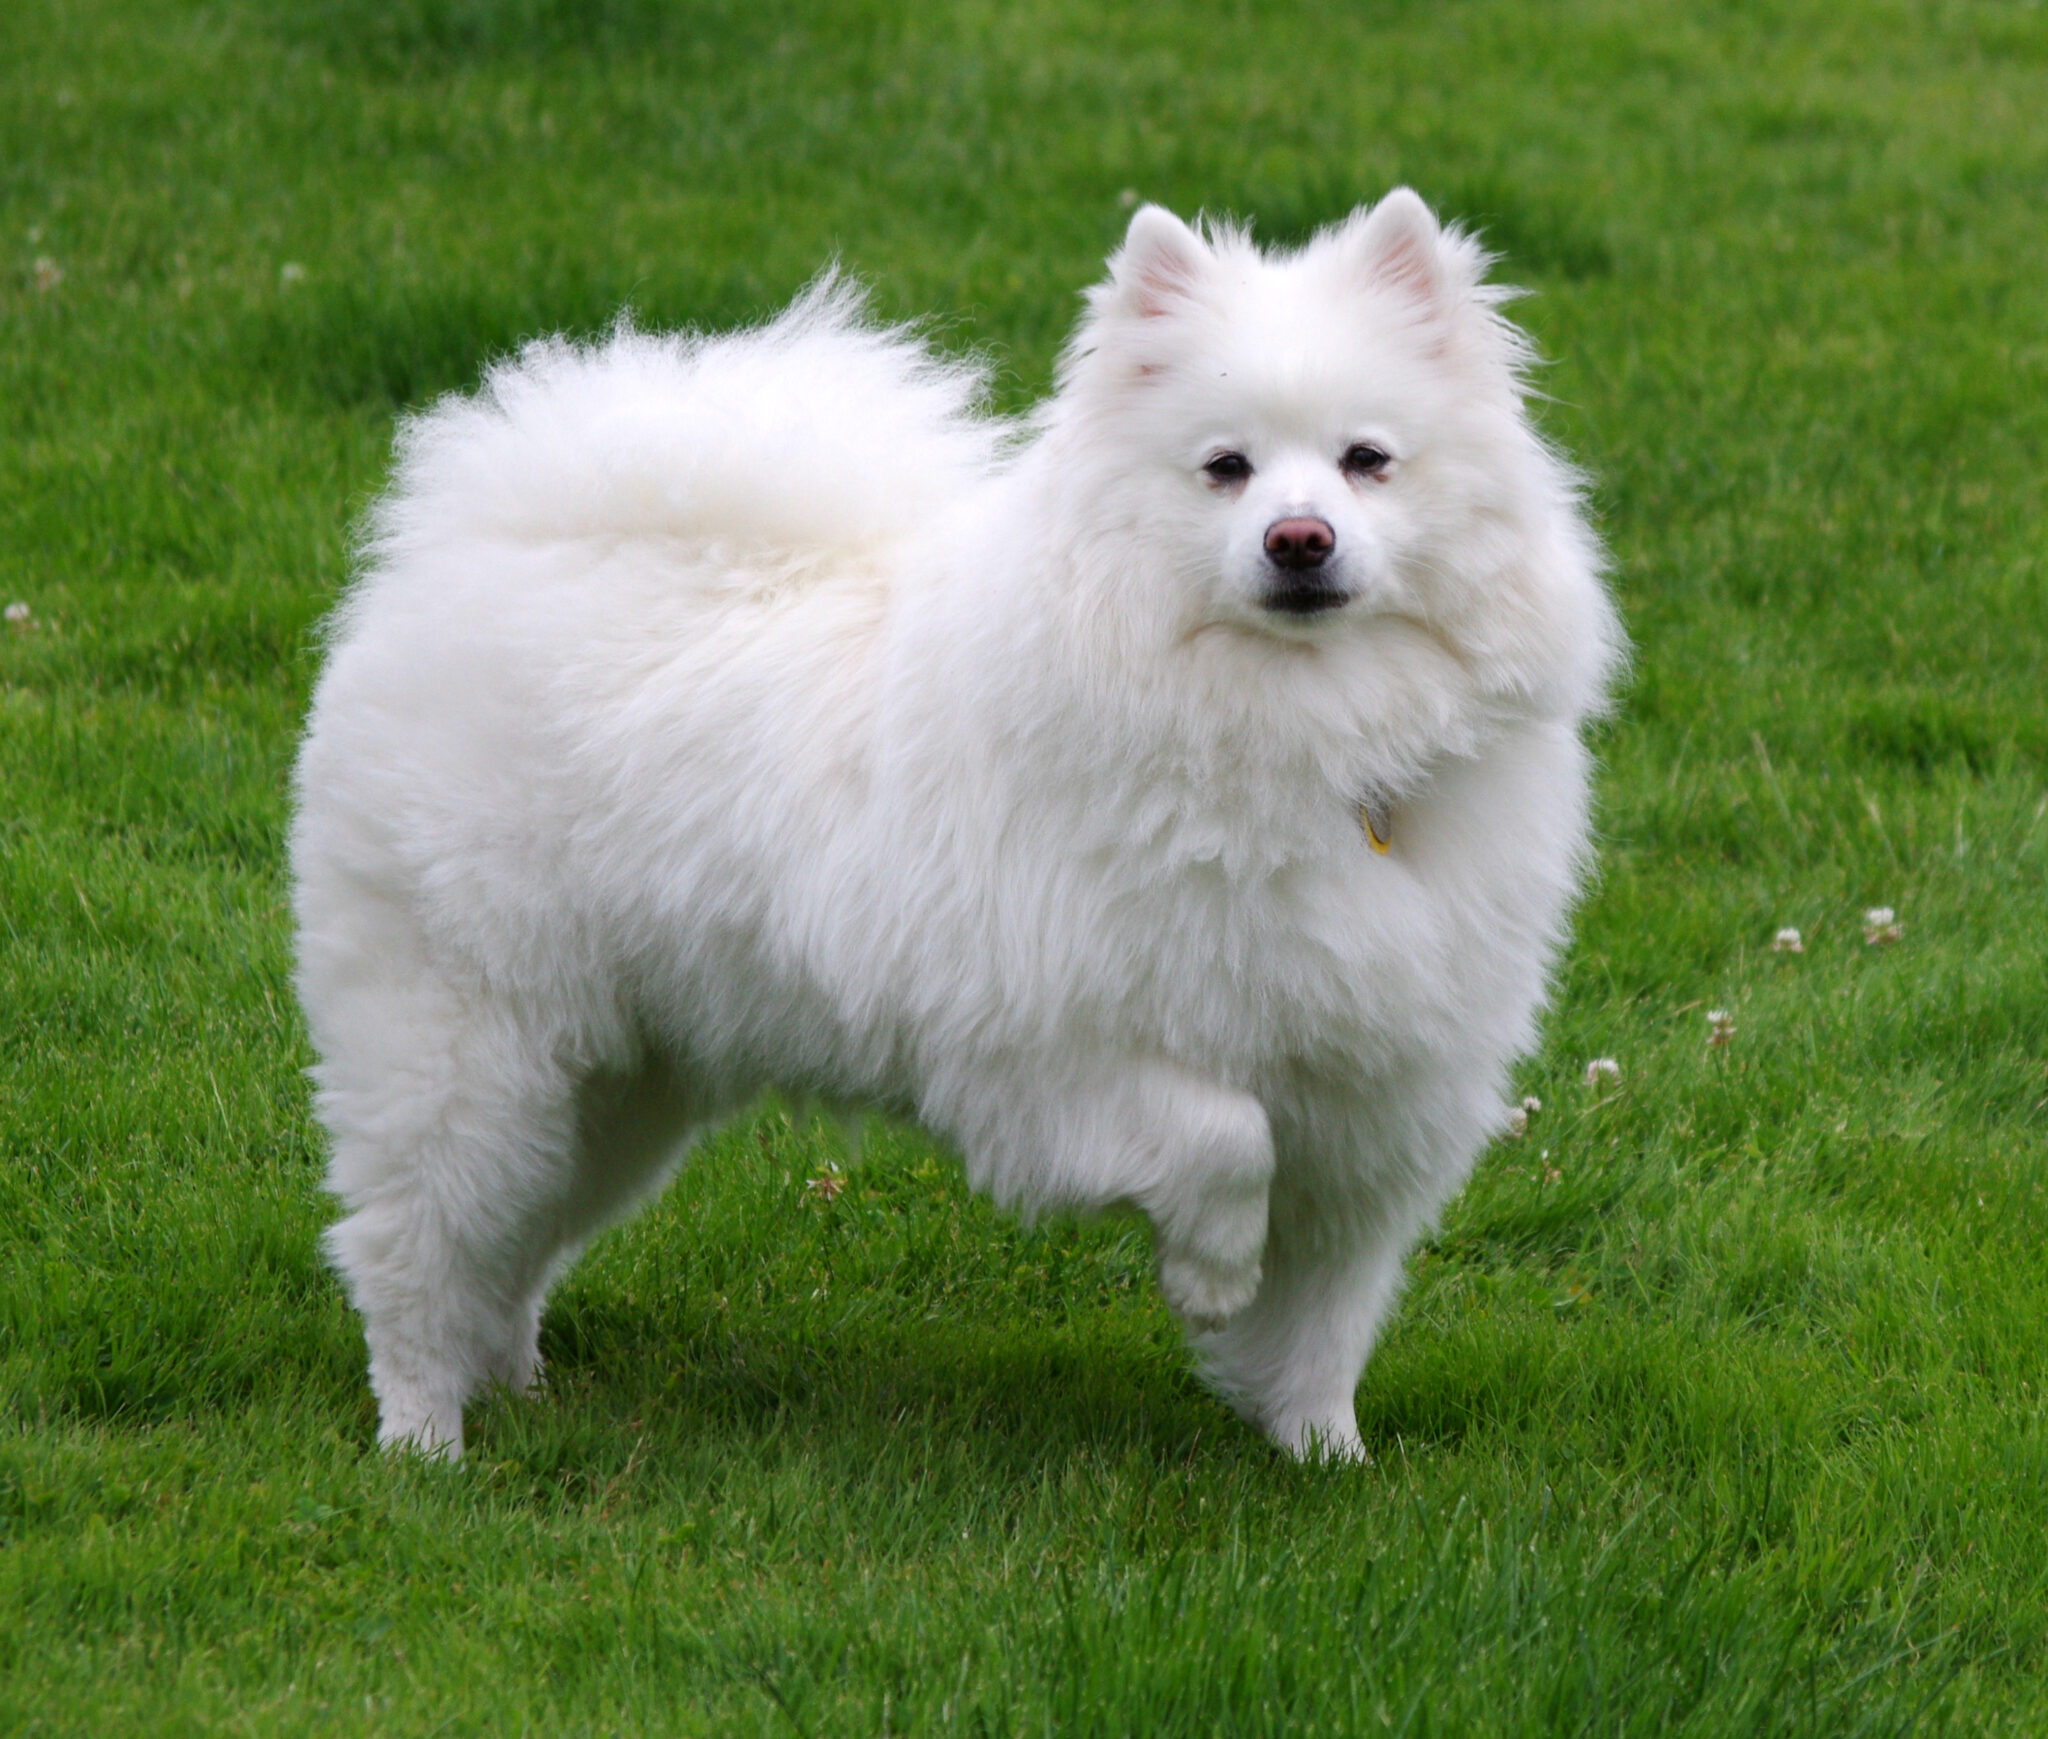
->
[1049,191,1615,723]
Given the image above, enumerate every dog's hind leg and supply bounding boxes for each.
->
[548,1061,708,1298]
[304,914,699,1461]
[433,1064,704,1435]
[315,983,585,1458]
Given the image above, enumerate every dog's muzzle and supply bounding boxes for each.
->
[1261,517,1348,615]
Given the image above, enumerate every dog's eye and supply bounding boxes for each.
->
[1203,452,1253,485]
[1341,443,1392,479]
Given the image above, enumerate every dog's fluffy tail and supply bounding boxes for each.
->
[360,274,1002,579]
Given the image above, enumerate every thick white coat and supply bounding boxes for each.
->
[293,192,1622,1459]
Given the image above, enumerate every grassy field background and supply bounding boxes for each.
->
[4,0,2047,1731]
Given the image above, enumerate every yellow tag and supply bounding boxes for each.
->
[1360,798,1392,855]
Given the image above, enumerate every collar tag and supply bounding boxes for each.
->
[1359,794,1393,855]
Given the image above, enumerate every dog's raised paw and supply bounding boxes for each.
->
[1158,1250,1263,1333]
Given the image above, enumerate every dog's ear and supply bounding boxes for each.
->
[1110,205,1210,318]
[1344,188,1451,308]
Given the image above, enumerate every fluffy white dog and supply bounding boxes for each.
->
[293,190,1621,1461]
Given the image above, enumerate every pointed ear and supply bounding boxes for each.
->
[1109,204,1210,318]
[1346,187,1449,308]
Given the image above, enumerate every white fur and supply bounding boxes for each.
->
[293,192,1622,1461]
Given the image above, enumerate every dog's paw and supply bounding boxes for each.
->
[377,1415,464,1463]
[373,1383,466,1462]
[1270,1413,1369,1464]
[1158,1248,1263,1334]
[486,1346,546,1399]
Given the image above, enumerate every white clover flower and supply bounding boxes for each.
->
[1707,1008,1736,1047]
[1522,1095,1542,1116]
[4,601,30,625]
[1863,907,1902,946]
[33,256,62,293]
[280,261,306,286]
[1584,1057,1621,1086]
[1771,927,1803,953]
[1506,1106,1529,1139]
[805,1166,845,1202]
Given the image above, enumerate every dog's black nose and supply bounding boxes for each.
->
[1264,517,1335,571]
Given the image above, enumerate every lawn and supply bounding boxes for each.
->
[4,0,2047,1731]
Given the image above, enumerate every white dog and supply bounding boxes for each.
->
[292,190,1620,1461]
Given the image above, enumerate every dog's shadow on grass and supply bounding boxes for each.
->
[442,1120,1287,1481]
[461,1297,1529,1493]
[453,1315,1524,1512]
[447,1232,1537,1486]
[454,1294,1263,1488]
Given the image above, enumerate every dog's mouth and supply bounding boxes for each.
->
[1259,580,1352,617]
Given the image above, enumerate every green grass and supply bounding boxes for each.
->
[5,0,2047,1730]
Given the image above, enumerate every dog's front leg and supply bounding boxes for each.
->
[1191,1216,1411,1461]
[940,1062,1274,1333]
[1125,1078,1275,1333]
